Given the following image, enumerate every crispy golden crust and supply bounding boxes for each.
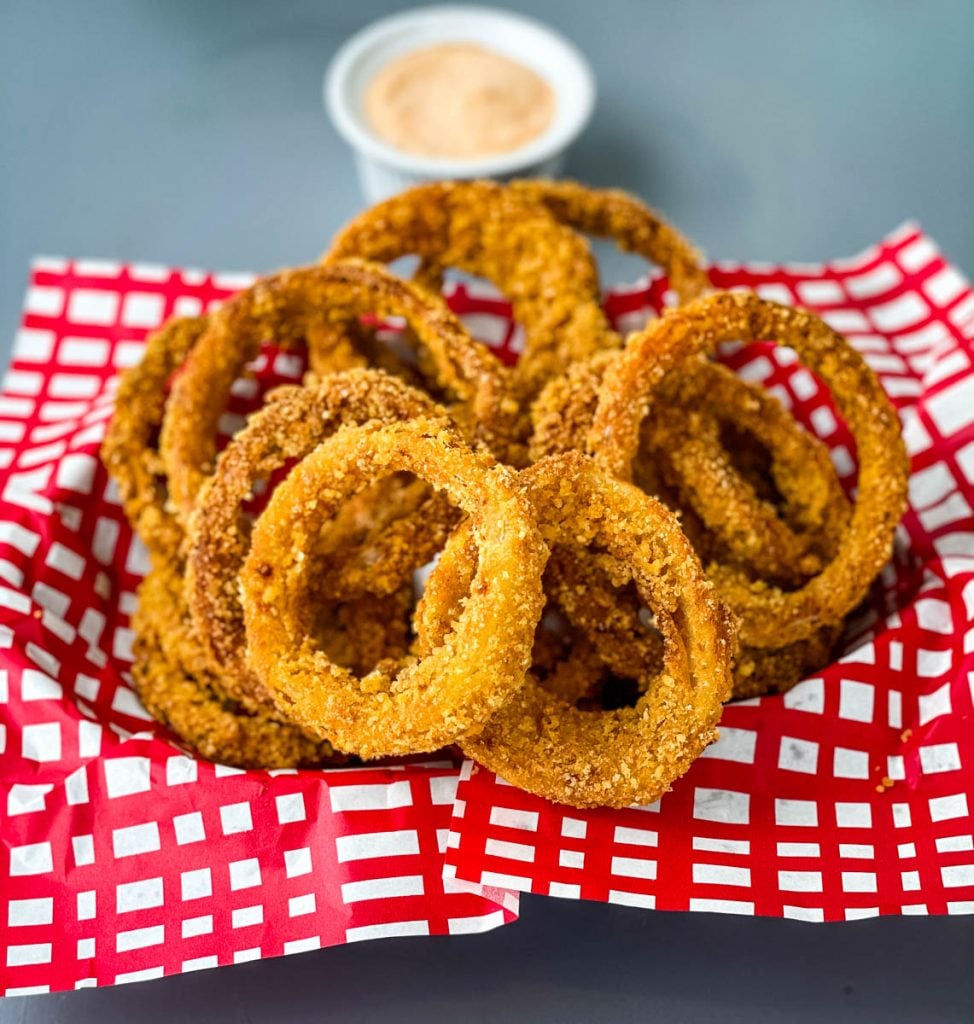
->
[544,537,838,701]
[161,259,519,525]
[100,315,207,560]
[645,361,852,585]
[529,350,615,464]
[591,291,908,648]
[187,369,452,697]
[324,180,617,401]
[316,474,459,601]
[418,525,661,700]
[130,562,342,768]
[241,418,547,758]
[328,585,414,676]
[103,180,906,792]
[532,353,851,584]
[543,547,665,681]
[510,179,711,304]
[419,452,735,808]
[303,317,426,388]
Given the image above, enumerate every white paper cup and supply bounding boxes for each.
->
[325,5,596,203]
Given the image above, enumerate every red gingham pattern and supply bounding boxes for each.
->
[0,258,518,997]
[2,226,973,995]
[444,224,974,923]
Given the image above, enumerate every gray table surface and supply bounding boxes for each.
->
[1,1,973,1021]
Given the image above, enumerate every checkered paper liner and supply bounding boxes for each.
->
[0,259,520,998]
[0,224,972,996]
[444,224,974,924]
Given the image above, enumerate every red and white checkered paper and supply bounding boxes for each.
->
[1,224,973,997]
[445,224,974,924]
[0,258,519,998]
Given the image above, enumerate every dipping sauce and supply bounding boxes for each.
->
[363,42,555,160]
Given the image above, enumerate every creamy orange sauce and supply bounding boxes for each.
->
[364,42,555,160]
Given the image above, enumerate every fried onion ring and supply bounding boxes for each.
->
[187,369,453,693]
[324,180,617,400]
[101,315,207,559]
[241,418,547,757]
[591,291,909,647]
[417,452,735,808]
[130,562,341,768]
[161,258,519,525]
[510,179,711,304]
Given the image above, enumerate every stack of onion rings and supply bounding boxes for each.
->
[591,292,908,641]
[101,178,908,803]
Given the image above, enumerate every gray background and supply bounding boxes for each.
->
[1,0,973,1020]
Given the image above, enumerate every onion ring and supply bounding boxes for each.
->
[101,315,207,559]
[324,180,617,400]
[241,418,547,757]
[187,369,453,693]
[532,354,850,586]
[643,360,851,584]
[161,258,519,526]
[417,452,735,808]
[510,179,711,304]
[131,562,342,768]
[591,291,909,647]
